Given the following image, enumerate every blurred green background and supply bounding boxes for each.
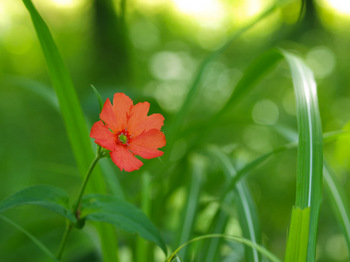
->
[0,0,350,261]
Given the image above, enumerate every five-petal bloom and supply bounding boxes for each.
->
[90,93,166,172]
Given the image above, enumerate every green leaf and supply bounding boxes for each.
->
[323,162,350,251]
[177,155,205,259]
[91,85,104,113]
[0,215,58,261]
[201,49,322,260]
[334,122,350,169]
[21,0,121,260]
[82,194,167,255]
[207,146,262,262]
[285,207,311,262]
[0,185,76,223]
[282,51,323,262]
[167,234,281,262]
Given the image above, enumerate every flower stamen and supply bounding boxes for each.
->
[116,129,130,145]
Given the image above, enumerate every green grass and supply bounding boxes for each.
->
[0,0,349,261]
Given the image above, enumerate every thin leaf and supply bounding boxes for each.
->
[167,234,281,262]
[0,185,76,223]
[285,207,311,262]
[91,85,104,113]
[282,51,323,262]
[323,162,350,251]
[82,194,167,255]
[210,49,322,260]
[21,1,120,260]
[0,215,58,261]
[208,146,261,262]
[177,155,205,259]
[220,131,344,203]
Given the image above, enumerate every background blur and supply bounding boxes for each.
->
[0,0,350,261]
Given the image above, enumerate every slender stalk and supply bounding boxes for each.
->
[56,148,104,260]
[73,152,102,215]
[56,222,73,260]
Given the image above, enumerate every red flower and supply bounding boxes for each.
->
[90,93,166,172]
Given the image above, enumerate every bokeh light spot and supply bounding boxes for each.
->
[150,51,184,80]
[321,0,350,15]
[306,46,336,79]
[252,99,279,125]
[325,234,349,260]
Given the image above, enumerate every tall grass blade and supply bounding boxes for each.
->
[177,155,205,259]
[323,162,350,251]
[208,146,262,262]
[0,215,58,261]
[21,1,120,260]
[285,207,310,261]
[203,49,322,260]
[282,52,323,262]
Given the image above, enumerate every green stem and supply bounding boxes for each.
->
[56,148,104,260]
[73,152,102,215]
[56,222,73,260]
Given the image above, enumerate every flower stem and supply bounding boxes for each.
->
[56,148,103,260]
[73,152,102,215]
[56,222,73,260]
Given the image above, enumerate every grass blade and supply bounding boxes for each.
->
[323,162,350,251]
[200,49,322,260]
[0,215,58,261]
[282,51,323,262]
[285,207,311,261]
[177,154,205,259]
[21,1,120,260]
[208,146,262,262]
[167,234,281,262]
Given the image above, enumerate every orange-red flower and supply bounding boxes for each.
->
[90,93,166,172]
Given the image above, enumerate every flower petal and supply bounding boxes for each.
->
[128,102,164,137]
[142,113,164,132]
[113,93,133,131]
[100,98,118,132]
[90,120,116,151]
[129,129,166,159]
[127,102,150,136]
[110,145,143,172]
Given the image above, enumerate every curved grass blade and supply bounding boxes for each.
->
[220,130,345,203]
[167,234,281,262]
[206,49,323,261]
[323,162,350,251]
[0,215,58,261]
[208,146,262,262]
[91,85,104,113]
[21,1,120,260]
[0,185,76,223]
[82,194,167,255]
[281,51,323,262]
[177,155,205,259]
